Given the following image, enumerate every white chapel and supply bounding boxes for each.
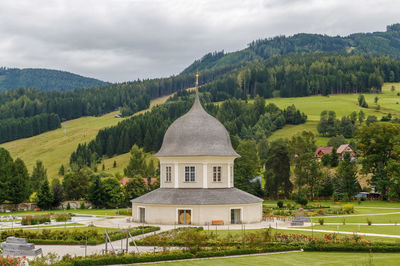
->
[131,74,263,225]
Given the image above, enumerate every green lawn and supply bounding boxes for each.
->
[303,225,400,236]
[0,208,130,217]
[268,82,400,145]
[148,252,400,265]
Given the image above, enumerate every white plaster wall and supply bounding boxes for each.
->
[207,163,228,188]
[132,202,262,225]
[158,156,236,189]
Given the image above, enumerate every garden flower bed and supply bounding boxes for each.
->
[0,226,160,245]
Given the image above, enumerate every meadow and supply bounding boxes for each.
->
[0,93,173,178]
[268,82,400,145]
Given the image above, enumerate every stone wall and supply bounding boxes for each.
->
[0,200,92,212]
[0,203,37,212]
[59,200,92,209]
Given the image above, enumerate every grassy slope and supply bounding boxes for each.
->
[150,252,400,265]
[268,83,400,145]
[0,93,175,178]
[2,83,399,178]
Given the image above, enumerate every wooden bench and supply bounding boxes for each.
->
[212,220,224,225]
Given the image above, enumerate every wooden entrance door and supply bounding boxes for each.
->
[178,210,191,225]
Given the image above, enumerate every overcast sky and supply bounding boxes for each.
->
[0,0,399,82]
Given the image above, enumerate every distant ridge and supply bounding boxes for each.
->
[0,67,108,92]
[182,23,400,74]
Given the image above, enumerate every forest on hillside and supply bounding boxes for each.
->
[69,92,306,172]
[0,67,107,92]
[183,23,400,74]
[200,53,400,100]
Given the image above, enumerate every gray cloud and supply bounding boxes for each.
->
[0,0,399,82]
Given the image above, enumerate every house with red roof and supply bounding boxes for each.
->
[315,146,333,160]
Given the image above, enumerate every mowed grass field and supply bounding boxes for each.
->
[268,82,400,145]
[148,252,400,266]
[0,93,175,178]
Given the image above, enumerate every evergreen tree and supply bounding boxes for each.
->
[51,178,64,208]
[0,148,13,202]
[88,175,104,208]
[31,160,47,193]
[358,95,368,108]
[330,147,339,167]
[143,130,153,152]
[8,158,30,204]
[37,179,53,210]
[335,152,359,199]
[124,145,146,177]
[58,164,65,176]
[264,139,292,199]
[358,110,365,125]
[145,160,156,178]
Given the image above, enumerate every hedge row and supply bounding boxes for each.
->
[305,243,400,253]
[56,244,301,266]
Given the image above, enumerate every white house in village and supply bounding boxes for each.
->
[131,76,263,225]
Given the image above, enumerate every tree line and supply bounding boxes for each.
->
[0,113,61,143]
[200,53,400,100]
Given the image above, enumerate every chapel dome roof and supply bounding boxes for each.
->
[154,92,239,157]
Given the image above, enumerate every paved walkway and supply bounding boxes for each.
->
[312,211,400,219]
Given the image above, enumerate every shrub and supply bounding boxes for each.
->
[367,218,372,226]
[277,201,284,208]
[66,202,71,210]
[53,213,71,222]
[80,202,85,209]
[21,215,51,225]
[116,209,132,216]
[319,218,324,225]
[341,204,354,214]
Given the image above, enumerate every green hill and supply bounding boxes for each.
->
[183,23,400,74]
[0,67,108,92]
[0,93,176,178]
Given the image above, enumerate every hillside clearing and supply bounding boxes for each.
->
[0,92,177,178]
[268,82,400,145]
